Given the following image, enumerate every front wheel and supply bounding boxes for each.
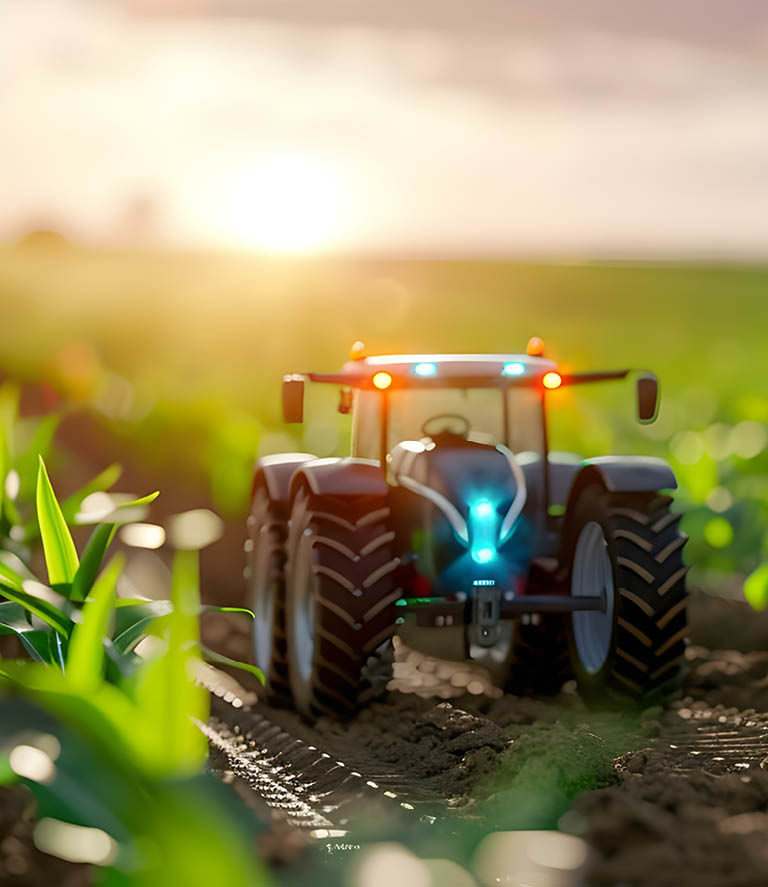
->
[567,487,689,703]
[284,486,401,719]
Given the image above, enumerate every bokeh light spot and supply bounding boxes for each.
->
[704,516,734,548]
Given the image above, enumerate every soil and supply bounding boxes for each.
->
[207,588,768,887]
[0,784,90,887]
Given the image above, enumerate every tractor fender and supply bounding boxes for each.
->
[557,455,679,577]
[253,453,316,506]
[563,455,677,518]
[289,457,389,500]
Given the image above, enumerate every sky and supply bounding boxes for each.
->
[3,0,768,256]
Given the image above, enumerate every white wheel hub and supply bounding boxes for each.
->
[571,521,615,674]
[250,523,276,674]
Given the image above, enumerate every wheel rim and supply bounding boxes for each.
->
[292,527,316,685]
[249,520,276,675]
[572,521,615,675]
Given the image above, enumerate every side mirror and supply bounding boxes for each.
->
[282,374,304,423]
[636,373,659,424]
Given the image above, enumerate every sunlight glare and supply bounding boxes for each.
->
[223,153,344,253]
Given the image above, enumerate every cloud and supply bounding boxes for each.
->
[3,0,768,255]
[118,0,768,54]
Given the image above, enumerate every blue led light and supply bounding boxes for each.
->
[469,500,497,564]
[413,362,438,377]
[471,547,495,564]
[502,361,525,376]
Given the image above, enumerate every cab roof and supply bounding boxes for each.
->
[302,353,561,390]
[297,352,631,391]
[347,353,557,377]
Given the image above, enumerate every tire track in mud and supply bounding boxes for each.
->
[204,699,449,835]
[205,644,768,887]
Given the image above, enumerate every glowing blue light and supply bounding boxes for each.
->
[502,361,525,376]
[472,501,494,518]
[413,362,438,377]
[469,500,496,564]
[472,547,495,564]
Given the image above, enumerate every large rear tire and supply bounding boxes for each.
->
[247,485,292,706]
[566,486,688,703]
[284,486,401,719]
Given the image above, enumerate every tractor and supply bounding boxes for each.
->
[246,340,688,718]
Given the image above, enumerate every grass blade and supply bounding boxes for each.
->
[67,555,124,691]
[36,456,79,588]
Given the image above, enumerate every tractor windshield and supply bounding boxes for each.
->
[353,387,545,462]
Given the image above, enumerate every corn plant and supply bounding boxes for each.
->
[0,455,262,684]
[0,448,267,884]
[0,545,266,885]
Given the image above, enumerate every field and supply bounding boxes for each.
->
[1,243,767,588]
[2,242,768,886]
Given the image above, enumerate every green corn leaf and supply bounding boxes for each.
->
[201,605,254,619]
[36,457,79,588]
[0,601,56,663]
[122,491,160,509]
[0,562,25,592]
[0,583,72,637]
[69,490,159,603]
[20,632,59,663]
[60,463,122,525]
[70,523,116,603]
[112,600,173,654]
[67,555,124,692]
[133,550,208,776]
[50,630,67,670]
[200,644,265,684]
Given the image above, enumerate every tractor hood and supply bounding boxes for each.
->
[390,435,527,555]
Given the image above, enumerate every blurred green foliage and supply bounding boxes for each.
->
[0,451,267,885]
[1,245,767,591]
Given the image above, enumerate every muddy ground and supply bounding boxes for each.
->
[204,588,768,887]
[3,591,768,886]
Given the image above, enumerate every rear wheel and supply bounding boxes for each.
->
[284,486,401,718]
[567,486,689,703]
[247,485,291,706]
